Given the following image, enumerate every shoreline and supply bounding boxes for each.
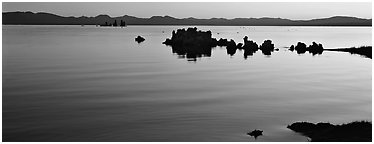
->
[287,121,372,142]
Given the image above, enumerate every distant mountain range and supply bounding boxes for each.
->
[3,11,372,26]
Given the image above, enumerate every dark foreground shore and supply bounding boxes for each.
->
[287,121,372,142]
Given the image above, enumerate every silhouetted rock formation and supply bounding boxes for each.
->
[294,42,307,54]
[226,39,237,56]
[290,42,324,55]
[247,129,263,139]
[163,28,280,60]
[289,45,295,51]
[242,36,259,59]
[113,20,118,26]
[135,36,145,43]
[324,46,372,59]
[217,38,229,46]
[100,19,126,27]
[288,121,371,142]
[163,27,217,47]
[236,43,243,49]
[259,40,275,55]
[163,27,218,61]
[120,20,126,27]
[307,42,324,55]
[292,41,323,55]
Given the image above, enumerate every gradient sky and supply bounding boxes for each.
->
[2,2,372,20]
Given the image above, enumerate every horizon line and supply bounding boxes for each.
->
[3,10,373,21]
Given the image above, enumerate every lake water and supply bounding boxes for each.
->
[2,25,372,142]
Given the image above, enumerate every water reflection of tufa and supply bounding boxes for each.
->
[170,45,213,61]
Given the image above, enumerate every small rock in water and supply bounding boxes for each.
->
[247,129,263,139]
[135,36,145,43]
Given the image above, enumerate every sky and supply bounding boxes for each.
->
[2,2,372,20]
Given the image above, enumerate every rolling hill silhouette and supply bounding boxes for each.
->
[3,11,372,26]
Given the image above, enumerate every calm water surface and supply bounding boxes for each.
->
[3,25,372,141]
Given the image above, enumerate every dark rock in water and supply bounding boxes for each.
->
[295,42,307,54]
[307,42,324,55]
[135,36,145,43]
[243,36,259,51]
[288,121,371,142]
[163,29,288,60]
[162,27,217,47]
[236,43,243,49]
[226,39,237,56]
[260,40,275,55]
[260,40,275,50]
[163,38,172,45]
[289,42,324,55]
[242,36,259,59]
[247,129,263,139]
[289,45,295,51]
[163,27,218,61]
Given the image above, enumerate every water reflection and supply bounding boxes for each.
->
[168,40,279,61]
[170,45,212,61]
